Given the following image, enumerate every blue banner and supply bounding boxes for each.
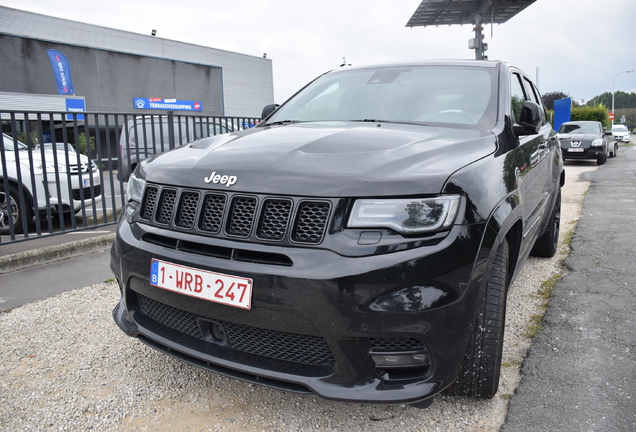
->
[554,98,571,132]
[134,97,202,111]
[47,50,75,95]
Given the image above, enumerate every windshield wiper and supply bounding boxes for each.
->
[265,120,301,126]
[350,119,430,126]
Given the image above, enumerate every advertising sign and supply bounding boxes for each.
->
[134,98,203,111]
[47,50,75,95]
[554,98,571,132]
[65,99,85,121]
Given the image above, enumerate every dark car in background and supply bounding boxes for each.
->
[557,121,613,163]
[118,116,233,182]
[111,60,564,407]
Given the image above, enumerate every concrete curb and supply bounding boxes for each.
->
[0,234,116,275]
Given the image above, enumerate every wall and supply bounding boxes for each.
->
[0,35,224,115]
[0,6,274,117]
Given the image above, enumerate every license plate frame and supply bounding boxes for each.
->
[150,259,253,310]
[83,176,100,187]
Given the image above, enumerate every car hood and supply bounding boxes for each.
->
[41,149,90,165]
[2,149,43,165]
[557,133,601,141]
[3,149,89,168]
[142,122,496,197]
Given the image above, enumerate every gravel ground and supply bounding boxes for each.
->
[0,165,594,432]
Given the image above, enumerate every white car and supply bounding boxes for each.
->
[610,124,630,143]
[1,134,102,234]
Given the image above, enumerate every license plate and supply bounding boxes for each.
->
[150,259,253,309]
[83,176,100,187]
[567,148,584,152]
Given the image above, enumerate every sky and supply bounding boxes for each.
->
[2,0,635,105]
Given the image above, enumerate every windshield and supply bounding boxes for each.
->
[558,123,601,134]
[1,134,28,152]
[611,125,628,132]
[267,66,498,129]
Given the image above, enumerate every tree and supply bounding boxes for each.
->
[542,91,570,111]
[587,91,636,109]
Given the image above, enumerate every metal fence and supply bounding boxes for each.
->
[0,110,260,244]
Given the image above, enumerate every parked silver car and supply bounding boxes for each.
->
[610,124,630,143]
[1,134,102,234]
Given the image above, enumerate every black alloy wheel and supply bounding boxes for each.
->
[530,189,561,258]
[0,184,32,235]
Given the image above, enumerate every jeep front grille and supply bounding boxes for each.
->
[139,183,332,245]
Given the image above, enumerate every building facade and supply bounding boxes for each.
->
[0,6,274,117]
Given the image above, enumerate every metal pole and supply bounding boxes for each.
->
[474,25,483,60]
[612,70,634,126]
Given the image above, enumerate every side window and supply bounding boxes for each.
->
[522,77,539,104]
[510,73,527,124]
[523,78,547,125]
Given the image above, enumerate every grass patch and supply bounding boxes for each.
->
[501,358,523,368]
[524,273,563,338]
[524,314,545,338]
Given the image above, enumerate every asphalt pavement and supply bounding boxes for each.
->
[502,144,636,431]
[1,145,635,431]
[0,225,116,310]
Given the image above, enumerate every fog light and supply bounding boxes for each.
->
[371,352,430,367]
[210,322,227,343]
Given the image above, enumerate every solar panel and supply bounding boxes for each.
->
[406,0,537,27]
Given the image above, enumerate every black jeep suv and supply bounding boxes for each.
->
[111,60,564,407]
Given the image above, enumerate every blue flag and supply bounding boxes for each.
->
[47,49,74,95]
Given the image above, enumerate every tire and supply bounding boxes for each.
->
[0,183,33,235]
[445,240,509,399]
[531,189,561,258]
[597,151,606,165]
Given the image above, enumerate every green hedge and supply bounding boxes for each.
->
[547,106,610,129]
[570,106,610,128]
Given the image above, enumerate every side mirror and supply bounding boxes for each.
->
[604,130,613,136]
[261,104,279,120]
[514,101,543,136]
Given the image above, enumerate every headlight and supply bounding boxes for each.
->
[347,195,461,234]
[591,138,604,147]
[126,172,146,203]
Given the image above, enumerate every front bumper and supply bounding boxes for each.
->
[561,146,604,160]
[36,170,102,212]
[111,217,488,404]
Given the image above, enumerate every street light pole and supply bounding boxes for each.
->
[612,70,634,126]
